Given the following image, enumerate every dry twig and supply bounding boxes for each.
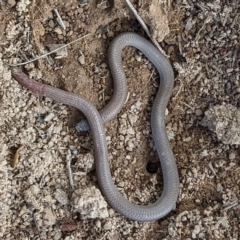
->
[9,33,91,67]
[54,9,66,30]
[125,0,166,56]
[66,151,74,189]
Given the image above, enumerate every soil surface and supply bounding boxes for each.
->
[0,0,240,239]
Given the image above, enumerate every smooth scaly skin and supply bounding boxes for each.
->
[11,32,179,222]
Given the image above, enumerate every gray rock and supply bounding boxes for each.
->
[201,103,240,145]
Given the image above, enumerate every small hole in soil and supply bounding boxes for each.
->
[146,162,158,173]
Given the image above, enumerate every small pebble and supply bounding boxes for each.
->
[54,27,63,35]
[78,0,88,3]
[42,208,56,226]
[7,0,16,6]
[49,20,54,28]
[201,149,208,157]
[193,225,201,235]
[195,109,203,116]
[217,183,223,192]
[67,30,73,36]
[103,220,112,230]
[229,152,235,160]
[78,55,85,65]
[54,232,62,240]
[185,17,193,30]
[135,54,142,62]
[54,189,68,205]
[95,219,101,229]
[44,112,55,122]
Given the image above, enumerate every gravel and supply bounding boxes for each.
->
[0,0,239,239]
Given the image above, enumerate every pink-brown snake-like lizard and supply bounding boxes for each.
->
[11,32,179,221]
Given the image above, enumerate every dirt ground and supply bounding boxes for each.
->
[0,0,240,239]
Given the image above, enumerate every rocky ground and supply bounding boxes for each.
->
[0,0,239,239]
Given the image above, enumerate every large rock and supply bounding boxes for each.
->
[201,103,240,145]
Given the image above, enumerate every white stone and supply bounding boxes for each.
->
[72,186,109,219]
[54,189,68,205]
